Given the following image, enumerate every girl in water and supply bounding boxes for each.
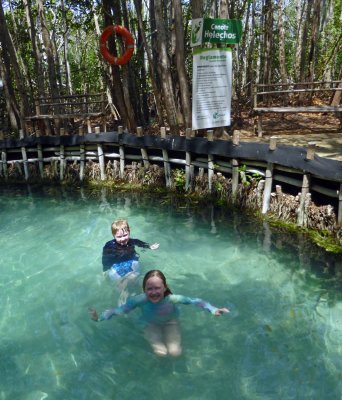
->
[89,269,229,357]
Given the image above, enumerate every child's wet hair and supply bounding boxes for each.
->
[111,219,130,235]
[143,270,172,296]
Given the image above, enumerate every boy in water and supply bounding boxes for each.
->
[102,219,159,301]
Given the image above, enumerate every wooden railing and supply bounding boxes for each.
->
[252,81,342,136]
[25,92,108,135]
[0,127,342,228]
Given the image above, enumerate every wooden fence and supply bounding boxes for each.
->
[252,81,342,136]
[24,93,108,136]
[0,126,342,227]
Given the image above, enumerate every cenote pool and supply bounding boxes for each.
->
[0,185,341,400]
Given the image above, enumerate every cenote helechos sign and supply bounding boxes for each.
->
[191,18,242,47]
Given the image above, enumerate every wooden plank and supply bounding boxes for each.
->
[254,80,342,89]
[254,106,342,113]
[256,88,342,95]
[26,112,105,120]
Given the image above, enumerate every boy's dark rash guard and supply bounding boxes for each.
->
[102,238,150,272]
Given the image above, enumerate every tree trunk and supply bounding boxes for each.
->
[191,0,203,19]
[133,0,164,126]
[307,0,320,82]
[262,0,273,85]
[0,60,20,130]
[37,0,60,99]
[61,0,73,95]
[23,0,45,98]
[246,0,256,97]
[120,0,137,132]
[173,0,191,128]
[154,0,179,133]
[294,0,305,82]
[277,0,288,83]
[100,0,128,127]
[0,0,30,129]
[299,0,313,83]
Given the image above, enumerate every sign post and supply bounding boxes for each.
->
[191,18,242,47]
[191,18,242,131]
[192,48,232,130]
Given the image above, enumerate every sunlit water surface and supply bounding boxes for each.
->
[0,185,341,400]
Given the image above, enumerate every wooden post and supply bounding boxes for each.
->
[79,126,85,181]
[306,142,316,160]
[269,136,277,150]
[257,180,265,208]
[261,137,278,214]
[36,129,44,178]
[95,126,106,180]
[296,142,315,225]
[257,114,263,137]
[86,117,92,133]
[232,130,240,200]
[137,126,150,169]
[207,130,214,192]
[118,126,125,179]
[35,98,41,116]
[19,129,29,180]
[337,184,342,227]
[185,128,194,191]
[275,185,283,200]
[113,160,119,177]
[262,162,274,214]
[297,173,311,226]
[303,193,311,227]
[161,127,172,188]
[1,148,7,180]
[59,128,65,181]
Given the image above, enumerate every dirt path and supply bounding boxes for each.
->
[238,113,342,161]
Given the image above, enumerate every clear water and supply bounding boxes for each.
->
[0,185,341,400]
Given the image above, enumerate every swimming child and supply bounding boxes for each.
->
[102,218,159,281]
[89,269,229,357]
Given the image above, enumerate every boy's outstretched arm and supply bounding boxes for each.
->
[149,243,160,250]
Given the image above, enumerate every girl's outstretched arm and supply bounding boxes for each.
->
[170,295,230,315]
[89,308,99,321]
[89,294,146,322]
[88,306,123,321]
[214,308,230,316]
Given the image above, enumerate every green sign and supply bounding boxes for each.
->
[191,18,242,47]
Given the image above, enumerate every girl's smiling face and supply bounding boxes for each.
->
[115,229,130,245]
[144,276,166,303]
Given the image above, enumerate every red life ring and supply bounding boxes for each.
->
[100,25,134,65]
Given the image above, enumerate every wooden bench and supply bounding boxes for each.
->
[252,82,342,137]
[25,93,108,135]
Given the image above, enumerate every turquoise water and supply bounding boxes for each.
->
[0,185,341,400]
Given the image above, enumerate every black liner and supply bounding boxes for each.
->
[1,131,342,180]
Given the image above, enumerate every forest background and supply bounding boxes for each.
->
[0,0,341,136]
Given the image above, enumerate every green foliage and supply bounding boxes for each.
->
[238,165,263,187]
[172,169,185,192]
